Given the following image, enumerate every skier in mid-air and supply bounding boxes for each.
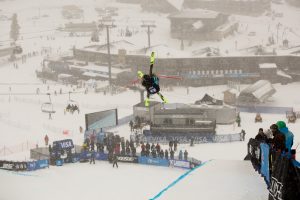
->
[137,52,168,106]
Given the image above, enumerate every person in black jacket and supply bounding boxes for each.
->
[255,128,267,142]
[170,149,174,160]
[164,149,169,160]
[112,154,118,168]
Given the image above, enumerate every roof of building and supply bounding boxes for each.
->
[166,0,184,11]
[84,40,137,53]
[259,63,277,69]
[240,80,276,102]
[169,9,219,19]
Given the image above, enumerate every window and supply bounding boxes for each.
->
[163,118,173,125]
[186,118,195,125]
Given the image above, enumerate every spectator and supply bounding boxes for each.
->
[44,134,49,146]
[270,124,286,152]
[164,149,169,160]
[174,140,178,151]
[159,150,164,158]
[240,130,246,141]
[170,149,175,160]
[146,142,150,151]
[126,146,131,155]
[184,150,188,161]
[132,147,136,156]
[48,145,52,153]
[112,154,118,168]
[151,149,157,158]
[129,120,134,132]
[255,128,267,142]
[155,143,161,153]
[276,121,294,152]
[90,150,95,164]
[190,138,194,146]
[178,150,183,160]
[169,140,173,151]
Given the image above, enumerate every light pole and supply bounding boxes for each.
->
[99,20,116,87]
[141,20,156,48]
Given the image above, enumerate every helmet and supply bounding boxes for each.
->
[276,121,286,129]
[137,71,144,78]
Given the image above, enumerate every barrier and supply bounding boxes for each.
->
[142,133,242,144]
[117,155,138,163]
[237,105,293,114]
[138,156,169,167]
[169,159,190,169]
[245,138,300,200]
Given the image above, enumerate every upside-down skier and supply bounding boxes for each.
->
[137,52,168,106]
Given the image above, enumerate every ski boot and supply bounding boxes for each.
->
[144,97,150,107]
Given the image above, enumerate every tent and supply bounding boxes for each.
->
[195,94,223,105]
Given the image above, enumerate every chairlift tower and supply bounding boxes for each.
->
[141,20,156,49]
[98,20,116,87]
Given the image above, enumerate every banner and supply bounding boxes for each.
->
[53,139,74,150]
[138,156,169,167]
[117,155,138,163]
[95,152,108,161]
[169,159,190,169]
[0,161,27,171]
[260,143,270,185]
[142,133,242,144]
[36,159,49,169]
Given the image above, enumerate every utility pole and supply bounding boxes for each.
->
[99,20,116,87]
[141,20,156,48]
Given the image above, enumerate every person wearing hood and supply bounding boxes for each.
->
[276,121,294,152]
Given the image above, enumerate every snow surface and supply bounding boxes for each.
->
[0,0,300,199]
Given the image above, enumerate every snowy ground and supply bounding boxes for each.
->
[0,0,300,200]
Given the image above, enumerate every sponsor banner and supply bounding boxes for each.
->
[36,159,49,169]
[14,162,27,171]
[0,161,27,171]
[142,133,242,144]
[260,143,270,185]
[27,162,36,171]
[53,139,74,150]
[117,155,138,163]
[56,159,63,166]
[169,160,190,169]
[138,156,169,167]
[95,152,108,161]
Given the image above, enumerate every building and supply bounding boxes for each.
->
[168,9,237,41]
[237,80,276,105]
[195,93,223,105]
[133,102,237,136]
[133,101,162,123]
[183,0,271,16]
[61,22,97,32]
[223,88,239,105]
[141,0,184,13]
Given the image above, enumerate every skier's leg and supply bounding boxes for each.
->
[157,92,168,103]
[145,92,150,106]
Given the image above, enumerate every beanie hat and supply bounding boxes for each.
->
[276,121,286,129]
[270,124,278,130]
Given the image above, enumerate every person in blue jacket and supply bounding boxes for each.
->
[276,121,294,152]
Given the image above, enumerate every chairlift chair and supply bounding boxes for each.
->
[41,93,56,114]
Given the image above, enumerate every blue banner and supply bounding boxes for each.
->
[56,159,63,166]
[138,156,169,167]
[27,162,36,171]
[36,159,49,169]
[260,143,270,185]
[95,152,108,160]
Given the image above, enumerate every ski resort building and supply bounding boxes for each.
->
[237,80,276,105]
[133,101,237,136]
[183,0,271,16]
[168,9,238,41]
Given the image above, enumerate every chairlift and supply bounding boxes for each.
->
[65,92,79,113]
[41,93,56,114]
